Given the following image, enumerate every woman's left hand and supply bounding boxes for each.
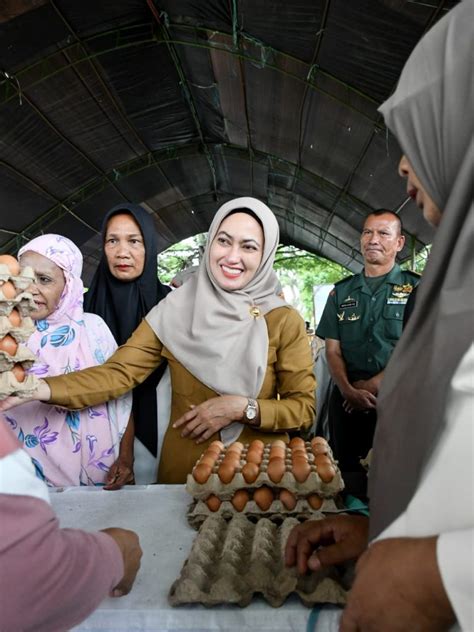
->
[173,395,247,443]
[104,456,135,490]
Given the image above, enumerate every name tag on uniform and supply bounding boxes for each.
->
[387,297,408,305]
[340,295,358,309]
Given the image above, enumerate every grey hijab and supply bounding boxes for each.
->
[369,0,474,539]
[146,197,286,444]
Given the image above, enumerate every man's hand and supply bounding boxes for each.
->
[101,528,142,597]
[352,372,383,397]
[104,456,135,490]
[341,537,456,631]
[342,386,377,413]
[173,395,247,444]
[285,515,369,575]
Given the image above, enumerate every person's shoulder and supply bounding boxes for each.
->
[83,312,108,328]
[265,305,303,326]
[400,269,421,281]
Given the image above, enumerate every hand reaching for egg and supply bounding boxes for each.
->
[173,395,248,443]
[285,515,369,575]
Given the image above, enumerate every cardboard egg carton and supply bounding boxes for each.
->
[169,514,349,608]
[0,371,40,399]
[0,346,36,372]
[0,292,36,317]
[0,315,35,342]
[187,495,341,530]
[186,439,344,501]
[0,264,35,289]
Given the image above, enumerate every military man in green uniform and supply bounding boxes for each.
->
[316,209,419,496]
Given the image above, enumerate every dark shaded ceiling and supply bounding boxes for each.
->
[0,0,455,283]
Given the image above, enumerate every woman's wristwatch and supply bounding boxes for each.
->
[243,398,259,425]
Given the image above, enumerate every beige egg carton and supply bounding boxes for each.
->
[0,264,35,289]
[186,439,344,500]
[0,346,36,372]
[187,496,341,530]
[0,315,35,342]
[169,514,349,608]
[0,292,36,317]
[0,371,40,399]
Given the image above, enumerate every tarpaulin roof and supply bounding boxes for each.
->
[0,0,456,283]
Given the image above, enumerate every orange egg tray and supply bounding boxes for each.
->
[0,262,39,398]
[169,514,349,608]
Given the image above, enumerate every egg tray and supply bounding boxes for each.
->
[169,514,349,608]
[186,496,341,530]
[0,293,36,317]
[0,371,40,399]
[0,315,35,342]
[0,264,35,290]
[0,346,36,372]
[187,444,344,500]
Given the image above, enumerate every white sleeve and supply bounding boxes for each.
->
[437,530,474,631]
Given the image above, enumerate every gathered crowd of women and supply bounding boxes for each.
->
[0,2,472,630]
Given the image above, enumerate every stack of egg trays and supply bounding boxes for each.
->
[0,264,38,397]
[186,442,344,528]
[169,514,349,608]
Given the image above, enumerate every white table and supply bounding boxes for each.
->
[50,485,342,631]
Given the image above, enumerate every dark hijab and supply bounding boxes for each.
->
[369,1,473,538]
[85,203,171,455]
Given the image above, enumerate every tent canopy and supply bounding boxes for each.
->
[0,0,454,283]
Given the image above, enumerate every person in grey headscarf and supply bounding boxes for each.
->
[1,198,316,484]
[285,2,473,630]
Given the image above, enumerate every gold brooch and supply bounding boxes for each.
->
[250,305,261,318]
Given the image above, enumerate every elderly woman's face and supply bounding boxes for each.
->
[398,155,442,227]
[210,212,264,291]
[20,251,66,320]
[104,213,146,281]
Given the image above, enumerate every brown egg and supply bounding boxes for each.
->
[312,443,329,456]
[271,439,286,449]
[210,440,225,451]
[291,448,308,460]
[206,495,222,512]
[231,489,250,512]
[218,462,235,483]
[7,309,21,327]
[314,454,332,467]
[289,437,305,449]
[228,441,244,452]
[317,463,336,483]
[253,486,274,511]
[199,454,216,468]
[292,460,311,483]
[1,282,17,299]
[206,445,222,457]
[267,458,286,483]
[242,462,259,483]
[193,463,212,484]
[311,436,328,447]
[279,489,297,510]
[308,494,323,510]
[249,439,264,452]
[270,443,286,455]
[0,255,21,276]
[246,449,262,465]
[0,334,18,357]
[11,363,25,383]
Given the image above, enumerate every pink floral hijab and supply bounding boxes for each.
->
[0,234,131,486]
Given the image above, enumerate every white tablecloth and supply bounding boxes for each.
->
[50,485,342,632]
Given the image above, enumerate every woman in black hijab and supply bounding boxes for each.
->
[85,204,171,459]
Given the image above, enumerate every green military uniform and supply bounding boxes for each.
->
[316,264,420,497]
[317,264,420,381]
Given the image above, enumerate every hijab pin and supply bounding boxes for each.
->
[250,305,261,318]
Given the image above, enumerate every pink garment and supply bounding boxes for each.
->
[1,234,131,486]
[0,422,123,631]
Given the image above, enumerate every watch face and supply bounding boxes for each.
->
[246,407,257,420]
